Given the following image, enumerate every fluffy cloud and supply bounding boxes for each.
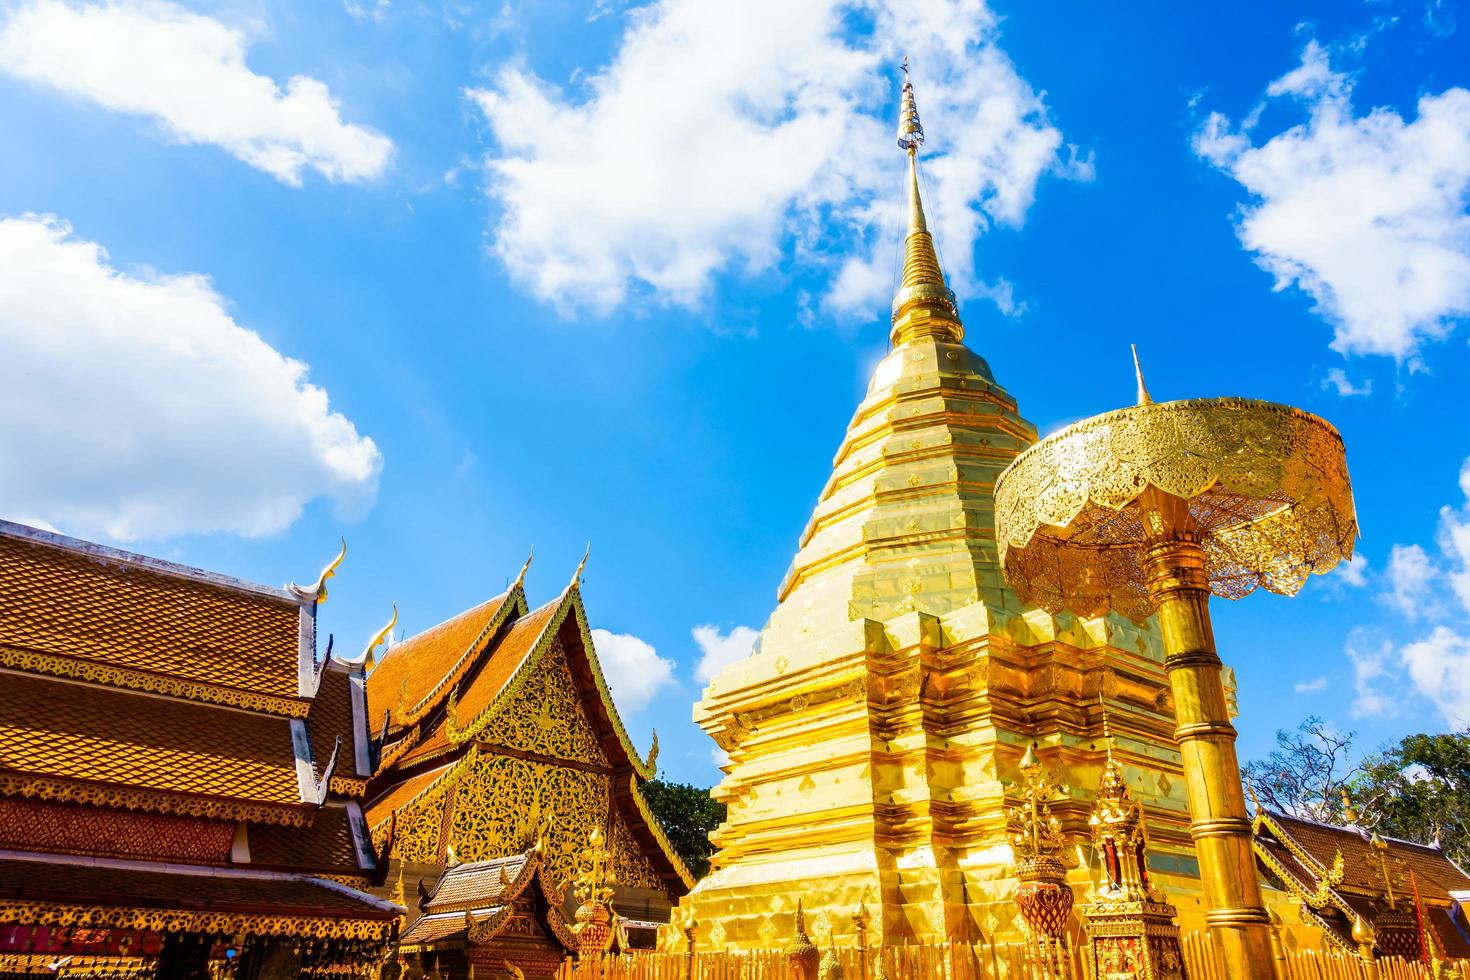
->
[1401,626,1470,728]
[1382,543,1438,618]
[1194,40,1470,361]
[1321,368,1371,398]
[0,0,392,185]
[1294,676,1328,694]
[0,214,381,541]
[1345,628,1396,719]
[692,624,759,683]
[1353,455,1470,727]
[590,628,676,714]
[467,0,1083,314]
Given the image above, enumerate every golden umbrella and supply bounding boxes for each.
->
[992,349,1357,980]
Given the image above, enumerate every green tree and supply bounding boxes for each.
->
[640,780,726,880]
[1354,730,1470,868]
[1242,715,1361,823]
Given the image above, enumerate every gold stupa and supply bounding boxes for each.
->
[678,66,1209,950]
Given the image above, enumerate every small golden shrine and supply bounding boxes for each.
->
[363,556,692,948]
[679,66,1200,949]
[1252,808,1470,961]
[1076,732,1187,979]
[396,840,575,980]
[0,519,400,977]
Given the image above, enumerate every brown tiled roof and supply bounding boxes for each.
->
[451,599,560,725]
[249,805,365,876]
[1266,812,1470,899]
[0,855,396,919]
[0,672,304,816]
[367,593,514,730]
[309,666,364,783]
[374,600,560,772]
[423,854,530,911]
[365,764,451,832]
[0,523,304,702]
[400,909,484,945]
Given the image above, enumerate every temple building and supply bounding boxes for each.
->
[362,558,692,972]
[675,69,1202,949]
[1252,807,1470,960]
[0,519,400,978]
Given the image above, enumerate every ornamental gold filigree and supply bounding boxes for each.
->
[458,641,608,766]
[610,812,661,891]
[441,753,609,885]
[0,900,392,941]
[0,774,309,827]
[0,645,311,717]
[993,397,1356,621]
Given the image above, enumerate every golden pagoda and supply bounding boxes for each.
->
[679,65,1205,949]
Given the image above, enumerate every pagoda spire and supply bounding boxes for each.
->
[891,60,963,347]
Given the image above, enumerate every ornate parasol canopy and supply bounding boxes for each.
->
[993,372,1357,621]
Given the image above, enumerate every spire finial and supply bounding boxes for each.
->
[360,602,398,674]
[570,542,590,589]
[513,547,533,590]
[891,61,962,347]
[1099,693,1116,761]
[1131,344,1154,405]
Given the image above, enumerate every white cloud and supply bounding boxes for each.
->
[1194,39,1470,361]
[0,214,381,541]
[1335,552,1371,588]
[692,624,759,683]
[1294,676,1328,694]
[1322,367,1372,397]
[1440,456,1470,614]
[590,627,676,714]
[0,0,393,186]
[1401,626,1470,728]
[1345,628,1396,718]
[1382,543,1437,618]
[344,0,390,24]
[467,0,1082,314]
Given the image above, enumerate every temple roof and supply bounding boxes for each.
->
[0,851,401,939]
[1253,809,1470,957]
[0,519,312,715]
[399,844,574,952]
[1256,810,1470,901]
[367,590,521,732]
[364,571,692,896]
[0,670,313,824]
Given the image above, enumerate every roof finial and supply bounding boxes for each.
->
[360,603,397,674]
[514,547,533,590]
[570,542,590,589]
[1131,344,1154,405]
[288,536,346,604]
[891,60,962,347]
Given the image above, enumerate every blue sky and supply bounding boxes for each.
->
[2,0,1470,786]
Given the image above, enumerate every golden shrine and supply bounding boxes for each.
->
[677,67,1205,951]
[0,519,400,978]
[362,557,692,975]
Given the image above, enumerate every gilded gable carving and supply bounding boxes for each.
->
[441,753,610,886]
[610,812,661,890]
[480,641,608,766]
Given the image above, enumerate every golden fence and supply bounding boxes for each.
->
[553,934,1459,980]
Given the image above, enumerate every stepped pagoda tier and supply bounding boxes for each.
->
[677,69,1202,950]
[0,519,399,978]
[362,558,693,950]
